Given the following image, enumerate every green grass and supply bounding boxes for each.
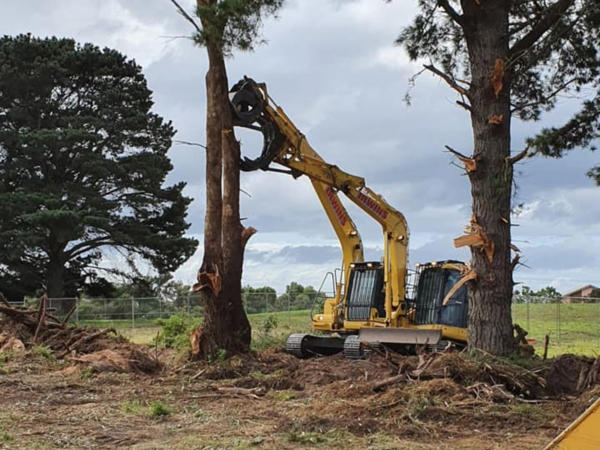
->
[149,401,172,417]
[73,305,599,357]
[512,303,600,357]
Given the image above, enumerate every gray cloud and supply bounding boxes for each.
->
[4,0,599,293]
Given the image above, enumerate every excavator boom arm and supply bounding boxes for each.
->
[231,77,409,322]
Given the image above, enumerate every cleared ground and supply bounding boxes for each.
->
[0,348,595,449]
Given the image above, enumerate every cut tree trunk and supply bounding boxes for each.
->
[190,24,251,359]
[462,0,515,355]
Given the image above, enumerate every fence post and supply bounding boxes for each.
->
[131,297,135,330]
[526,297,530,332]
[76,296,80,325]
[556,299,560,344]
[265,293,268,314]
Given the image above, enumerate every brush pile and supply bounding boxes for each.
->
[0,294,161,374]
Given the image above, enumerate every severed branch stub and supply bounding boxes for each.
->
[454,214,495,262]
[241,225,257,251]
[445,145,477,173]
[193,263,222,296]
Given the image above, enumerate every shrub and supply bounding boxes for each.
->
[153,314,202,349]
[149,401,171,417]
[31,345,54,360]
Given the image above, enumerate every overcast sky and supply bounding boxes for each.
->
[3,0,599,294]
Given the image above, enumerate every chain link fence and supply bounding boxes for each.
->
[24,293,600,355]
[512,295,600,356]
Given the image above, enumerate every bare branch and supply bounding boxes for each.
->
[174,139,207,149]
[507,147,530,165]
[456,100,472,111]
[444,145,471,161]
[511,78,579,113]
[445,145,477,173]
[424,64,470,98]
[437,0,465,27]
[170,0,203,35]
[509,0,575,58]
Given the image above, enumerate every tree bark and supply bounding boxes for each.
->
[46,252,74,315]
[191,18,251,358]
[46,256,65,299]
[462,0,515,355]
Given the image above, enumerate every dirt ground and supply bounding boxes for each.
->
[1,346,597,450]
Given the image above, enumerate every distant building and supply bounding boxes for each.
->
[561,285,600,303]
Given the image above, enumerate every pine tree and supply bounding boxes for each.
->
[398,1,600,354]
[0,35,197,308]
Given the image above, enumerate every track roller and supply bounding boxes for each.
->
[286,333,310,358]
[343,335,365,360]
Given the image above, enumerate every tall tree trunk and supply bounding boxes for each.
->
[190,35,251,358]
[462,0,514,355]
[46,253,73,315]
[46,256,65,299]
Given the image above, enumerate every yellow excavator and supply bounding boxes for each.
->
[230,77,470,358]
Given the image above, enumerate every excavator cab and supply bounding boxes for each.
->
[412,262,468,329]
[344,262,385,321]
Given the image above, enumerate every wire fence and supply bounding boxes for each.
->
[13,293,600,355]
[21,292,323,327]
[512,295,600,356]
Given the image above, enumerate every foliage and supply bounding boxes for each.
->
[208,348,227,362]
[192,0,283,55]
[149,401,172,417]
[397,1,600,179]
[0,35,197,300]
[260,314,278,334]
[0,351,14,363]
[154,314,202,349]
[514,285,562,303]
[30,345,53,360]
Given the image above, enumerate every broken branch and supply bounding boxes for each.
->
[445,145,477,173]
[424,64,470,97]
[33,294,47,344]
[454,215,495,262]
[442,269,478,306]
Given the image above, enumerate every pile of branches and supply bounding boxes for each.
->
[0,293,116,358]
[369,346,600,399]
[370,347,548,399]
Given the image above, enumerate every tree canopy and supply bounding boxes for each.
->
[0,35,197,301]
[398,0,600,178]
